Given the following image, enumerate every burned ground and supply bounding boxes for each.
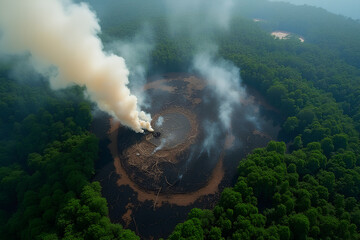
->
[93,73,280,239]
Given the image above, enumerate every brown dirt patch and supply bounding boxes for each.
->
[122,203,134,227]
[183,76,206,104]
[224,133,236,150]
[143,79,177,93]
[252,129,272,140]
[144,74,206,105]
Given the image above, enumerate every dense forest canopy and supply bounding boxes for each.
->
[1,0,360,239]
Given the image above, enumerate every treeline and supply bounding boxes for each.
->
[0,70,138,239]
[238,0,360,69]
[169,140,360,239]
[218,18,359,144]
[232,0,360,131]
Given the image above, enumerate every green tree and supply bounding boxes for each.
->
[289,214,309,240]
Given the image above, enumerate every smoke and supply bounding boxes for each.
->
[155,116,164,127]
[165,0,234,39]
[193,50,245,130]
[107,24,154,109]
[2,56,42,84]
[164,0,245,131]
[0,0,153,133]
[164,0,253,159]
[245,105,262,131]
[152,138,167,154]
[269,0,360,20]
[201,121,222,157]
[152,133,174,154]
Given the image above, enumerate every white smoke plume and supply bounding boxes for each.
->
[108,24,154,109]
[165,0,243,130]
[0,0,153,133]
[193,50,245,129]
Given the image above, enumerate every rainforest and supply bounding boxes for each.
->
[0,0,360,239]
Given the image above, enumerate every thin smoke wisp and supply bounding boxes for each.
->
[193,50,245,130]
[155,116,164,127]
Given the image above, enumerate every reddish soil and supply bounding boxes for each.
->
[143,79,177,93]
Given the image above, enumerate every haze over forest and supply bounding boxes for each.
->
[0,0,360,240]
[269,0,360,20]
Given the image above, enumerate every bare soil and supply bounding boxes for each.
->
[109,119,226,207]
[123,107,198,182]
